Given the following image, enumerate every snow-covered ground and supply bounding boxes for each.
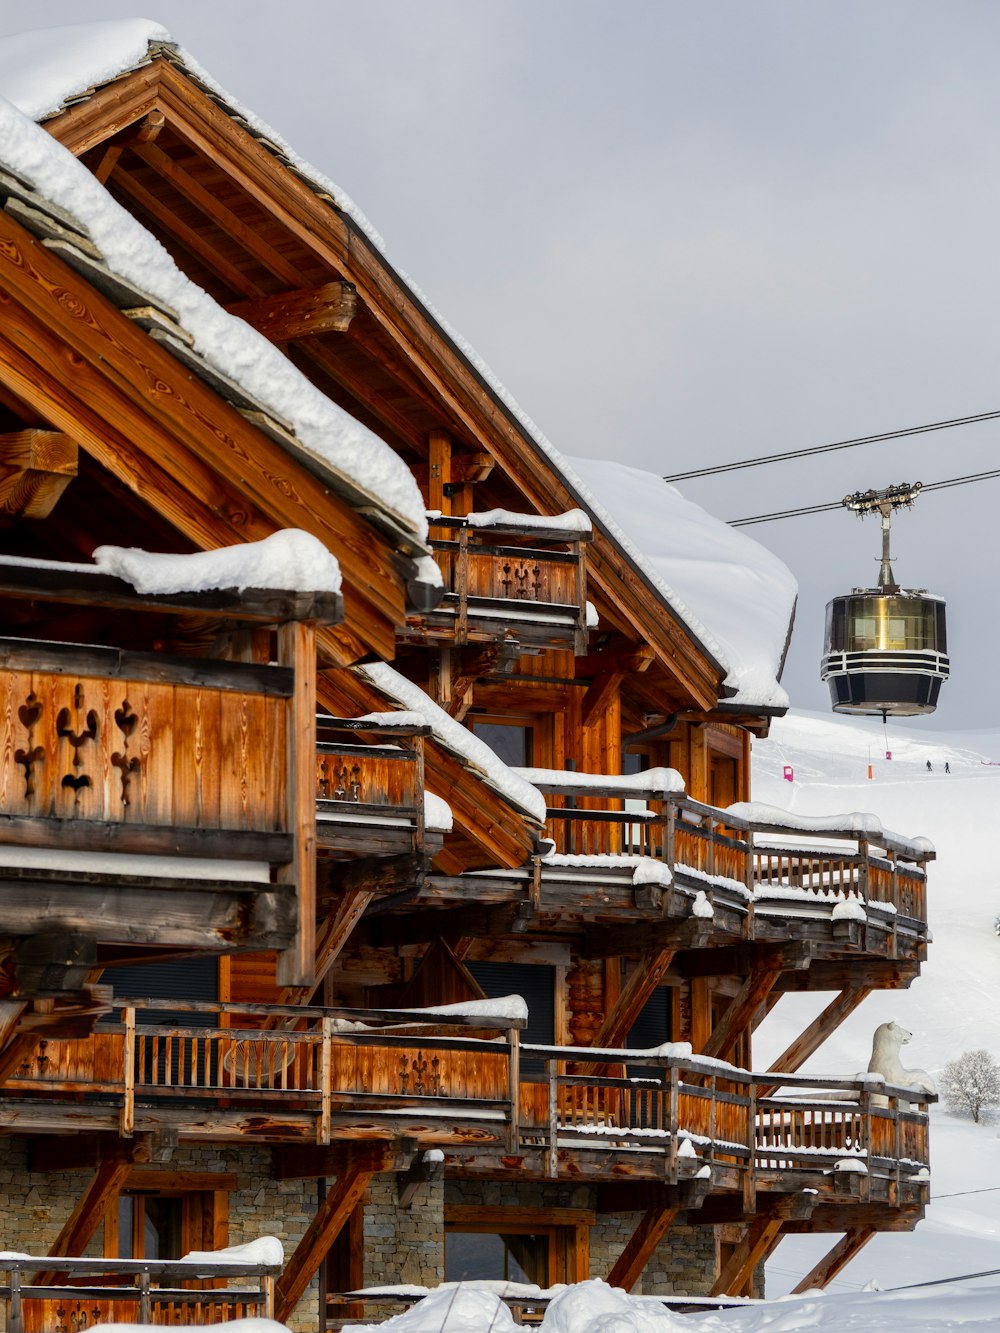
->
[752,711,1000,1300]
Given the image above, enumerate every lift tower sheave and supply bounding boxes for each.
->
[820,482,949,718]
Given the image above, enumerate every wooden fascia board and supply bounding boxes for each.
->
[316,669,536,870]
[0,207,405,661]
[45,61,725,710]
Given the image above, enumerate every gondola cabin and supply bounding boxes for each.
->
[820,483,949,717]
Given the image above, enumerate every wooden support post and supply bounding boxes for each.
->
[607,1205,679,1291]
[701,969,781,1062]
[275,1148,386,1323]
[758,987,872,1095]
[276,620,317,989]
[711,1213,784,1298]
[790,1226,877,1293]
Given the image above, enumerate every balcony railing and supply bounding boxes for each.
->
[2,1006,930,1203]
[0,1254,280,1333]
[518,1046,932,1202]
[4,999,523,1148]
[315,715,437,858]
[519,770,931,945]
[408,514,591,652]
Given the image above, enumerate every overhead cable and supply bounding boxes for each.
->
[664,407,1000,483]
[729,464,1000,526]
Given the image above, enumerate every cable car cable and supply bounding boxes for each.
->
[729,463,1000,526]
[663,407,1000,483]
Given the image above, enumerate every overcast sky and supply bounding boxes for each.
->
[1,2,997,737]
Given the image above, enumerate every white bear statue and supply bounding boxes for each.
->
[867,1021,936,1108]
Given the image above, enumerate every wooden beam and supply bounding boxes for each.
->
[275,1147,386,1322]
[94,110,165,185]
[607,1205,679,1291]
[760,987,872,1095]
[227,282,358,341]
[449,451,495,485]
[0,429,77,519]
[582,671,624,727]
[591,951,675,1050]
[276,886,374,1005]
[789,1226,877,1293]
[38,1142,154,1279]
[701,968,781,1062]
[710,1193,817,1298]
[0,209,406,661]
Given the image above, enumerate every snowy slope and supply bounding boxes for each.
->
[751,710,1000,1298]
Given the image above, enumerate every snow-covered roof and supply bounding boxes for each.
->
[566,457,798,710]
[0,37,427,546]
[354,662,547,826]
[0,21,799,713]
[94,530,341,595]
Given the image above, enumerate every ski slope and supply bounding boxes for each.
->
[752,710,1000,1297]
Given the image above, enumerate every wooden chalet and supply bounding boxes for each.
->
[0,22,934,1329]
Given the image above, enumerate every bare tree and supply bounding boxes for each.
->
[940,1049,1000,1123]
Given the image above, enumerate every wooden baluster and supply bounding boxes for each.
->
[120,1007,135,1139]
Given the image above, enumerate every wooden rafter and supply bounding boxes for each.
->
[274,1146,388,1322]
[789,1226,877,1293]
[0,208,407,662]
[228,281,358,341]
[607,1205,679,1291]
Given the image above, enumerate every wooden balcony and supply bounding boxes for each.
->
[1,999,523,1148]
[0,636,317,989]
[405,514,591,653]
[452,772,931,958]
[0,1007,930,1218]
[484,1046,932,1216]
[315,714,440,859]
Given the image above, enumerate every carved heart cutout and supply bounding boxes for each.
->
[18,694,42,729]
[114,701,138,736]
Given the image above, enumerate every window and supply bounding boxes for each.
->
[466,961,554,1076]
[471,719,533,767]
[444,1207,592,1285]
[103,1173,235,1262]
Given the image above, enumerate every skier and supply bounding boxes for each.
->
[945,762,951,774]
[926,760,932,772]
